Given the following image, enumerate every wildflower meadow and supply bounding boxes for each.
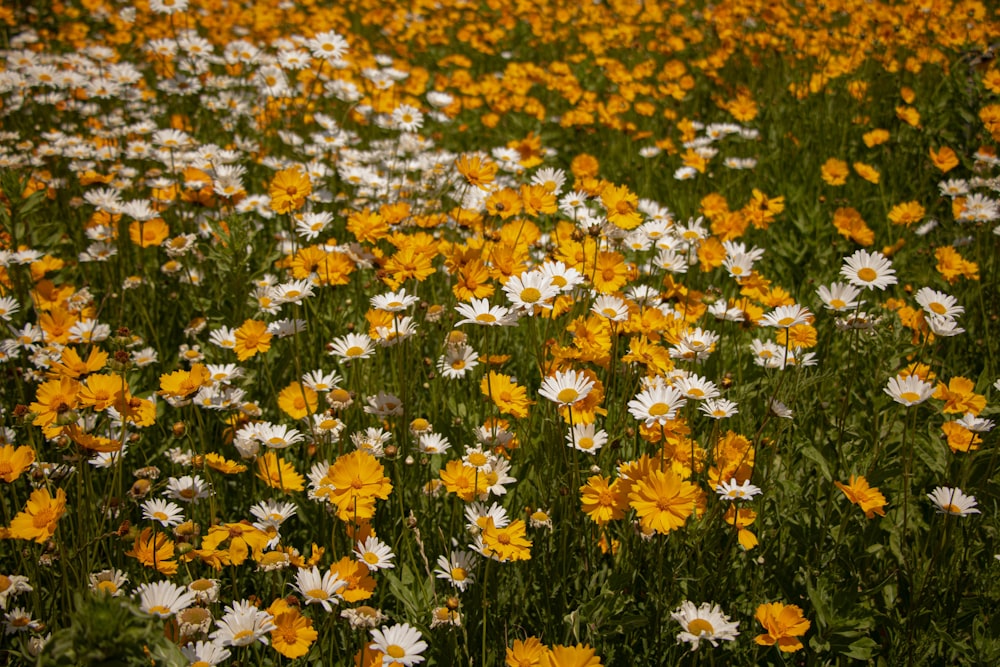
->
[2,0,1000,664]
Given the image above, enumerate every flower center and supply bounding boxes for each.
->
[647,403,670,417]
[930,302,947,314]
[496,532,511,545]
[306,588,328,600]
[387,645,407,659]
[345,346,364,357]
[556,388,579,403]
[578,437,594,450]
[149,605,171,616]
[476,313,497,324]
[32,507,57,528]
[363,552,380,565]
[520,287,541,303]
[830,298,846,308]
[899,391,920,403]
[944,503,961,514]
[856,267,878,282]
[451,567,467,581]
[688,618,715,635]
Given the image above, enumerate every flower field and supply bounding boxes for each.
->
[1,0,999,664]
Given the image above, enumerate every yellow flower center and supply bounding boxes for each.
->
[777,317,795,326]
[451,567,467,581]
[306,588,329,600]
[520,287,541,303]
[467,452,488,467]
[363,552,380,565]
[856,267,878,282]
[233,629,254,642]
[687,388,704,398]
[930,302,947,314]
[451,360,466,370]
[944,503,961,514]
[578,437,594,450]
[0,575,10,592]
[496,532,511,545]
[344,346,364,357]
[688,618,715,635]
[96,580,118,594]
[830,298,846,309]
[387,645,407,659]
[601,308,619,318]
[647,403,670,417]
[556,388,579,403]
[149,605,171,616]
[899,391,920,403]
[476,313,497,323]
[32,507,57,529]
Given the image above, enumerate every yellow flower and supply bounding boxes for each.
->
[277,382,318,420]
[754,602,810,652]
[933,377,986,415]
[852,161,880,184]
[541,643,603,667]
[331,557,377,602]
[233,319,273,361]
[929,146,959,172]
[8,487,66,543]
[834,476,887,518]
[29,376,80,428]
[268,167,311,215]
[128,218,170,248]
[941,421,982,453]
[268,598,318,659]
[158,363,211,398]
[439,460,488,502]
[895,105,921,127]
[600,184,642,230]
[311,450,392,521]
[579,475,626,525]
[820,157,849,186]
[200,521,270,565]
[506,637,547,667]
[126,527,178,575]
[0,445,35,483]
[862,129,890,147]
[628,468,700,535]
[480,372,533,419]
[455,154,497,190]
[831,207,874,246]
[481,518,532,562]
[887,201,925,227]
[256,452,305,492]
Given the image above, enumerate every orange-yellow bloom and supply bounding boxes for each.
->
[256,452,305,492]
[0,445,35,483]
[8,487,66,543]
[233,319,273,361]
[269,167,311,215]
[481,518,532,562]
[834,476,887,518]
[628,468,700,535]
[754,602,810,652]
[126,527,178,575]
